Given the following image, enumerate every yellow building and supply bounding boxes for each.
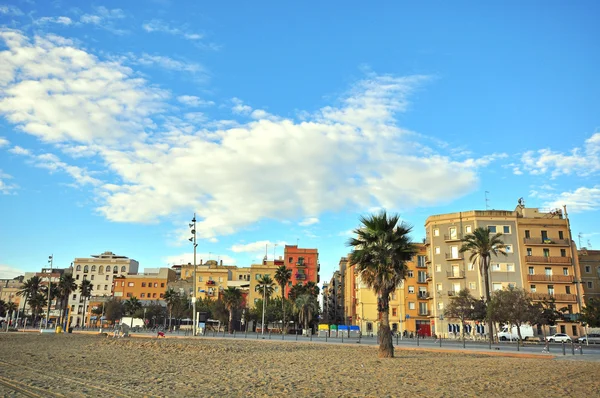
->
[248,261,282,307]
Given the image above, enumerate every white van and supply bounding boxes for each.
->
[497,324,534,341]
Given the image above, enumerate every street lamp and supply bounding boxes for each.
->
[189,214,198,336]
[44,255,53,330]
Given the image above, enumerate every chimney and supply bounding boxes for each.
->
[200,259,203,265]
[220,260,223,266]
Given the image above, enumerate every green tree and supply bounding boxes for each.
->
[288,283,306,302]
[305,281,320,297]
[581,298,600,328]
[17,276,41,323]
[104,298,124,324]
[460,227,507,344]
[347,210,417,358]
[28,292,46,326]
[275,265,292,333]
[444,288,477,345]
[295,294,319,332]
[488,287,533,341]
[210,299,229,329]
[163,288,179,330]
[0,300,5,318]
[256,275,275,333]
[79,279,93,327]
[530,297,561,339]
[222,287,243,333]
[56,274,76,328]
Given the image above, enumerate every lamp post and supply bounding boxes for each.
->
[189,214,198,336]
[261,283,267,337]
[45,255,53,330]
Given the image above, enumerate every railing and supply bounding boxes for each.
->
[447,291,458,297]
[523,237,570,246]
[444,233,462,241]
[528,293,578,302]
[417,278,428,284]
[424,237,430,246]
[525,256,571,264]
[526,274,574,283]
[445,253,463,260]
[417,292,430,299]
[426,273,432,281]
[446,271,465,279]
[418,310,430,316]
[425,256,431,263]
[295,274,306,280]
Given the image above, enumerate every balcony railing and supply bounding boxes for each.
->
[296,262,306,267]
[444,233,462,242]
[417,278,428,284]
[447,290,458,297]
[295,274,306,280]
[417,292,430,299]
[206,280,215,285]
[425,256,431,264]
[525,256,571,264]
[418,310,430,316]
[523,237,570,246]
[526,274,574,283]
[424,237,430,246]
[426,273,432,281]
[528,293,578,302]
[445,252,463,260]
[446,271,465,279]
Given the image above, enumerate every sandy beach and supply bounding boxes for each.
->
[0,333,599,397]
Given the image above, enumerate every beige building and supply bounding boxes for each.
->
[579,249,600,303]
[69,251,139,326]
[248,261,283,307]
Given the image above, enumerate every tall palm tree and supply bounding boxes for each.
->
[295,294,318,333]
[5,302,17,328]
[305,281,320,297]
[275,265,292,333]
[28,293,46,326]
[17,276,41,322]
[256,275,274,334]
[163,288,179,331]
[57,274,76,328]
[347,210,416,358]
[79,279,93,328]
[460,227,507,345]
[222,287,243,333]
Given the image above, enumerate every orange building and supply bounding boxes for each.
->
[113,268,177,302]
[283,245,320,295]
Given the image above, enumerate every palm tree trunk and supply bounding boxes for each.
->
[82,297,87,328]
[168,308,172,331]
[229,309,233,333]
[378,292,394,358]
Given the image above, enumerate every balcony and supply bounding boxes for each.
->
[447,290,458,297]
[417,291,430,299]
[206,280,215,285]
[418,310,430,316]
[525,256,571,264]
[445,252,463,260]
[425,256,431,264]
[526,274,574,283]
[523,237,570,246]
[446,271,465,279]
[528,293,578,302]
[424,237,430,246]
[296,261,306,268]
[295,274,306,280]
[426,273,432,281]
[444,233,462,242]
[417,278,428,284]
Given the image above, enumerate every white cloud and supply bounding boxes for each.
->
[0,137,9,147]
[0,170,17,194]
[177,95,214,107]
[544,186,600,213]
[130,53,206,77]
[142,19,204,41]
[299,217,319,226]
[80,6,126,34]
[163,252,237,266]
[230,240,286,254]
[34,16,73,25]
[9,146,30,156]
[521,132,600,178]
[231,97,252,115]
[0,30,495,239]
[0,264,24,279]
[0,5,23,16]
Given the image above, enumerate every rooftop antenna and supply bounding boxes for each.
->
[485,191,490,210]
[578,233,583,248]
[588,239,593,249]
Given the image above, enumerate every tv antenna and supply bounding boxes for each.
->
[578,233,582,248]
[485,191,490,210]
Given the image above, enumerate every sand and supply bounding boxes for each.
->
[0,333,599,397]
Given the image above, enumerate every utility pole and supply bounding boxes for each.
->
[261,282,267,336]
[45,255,53,330]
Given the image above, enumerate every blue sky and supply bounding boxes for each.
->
[1,1,599,282]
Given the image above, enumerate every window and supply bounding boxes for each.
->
[105,275,109,280]
[121,266,126,272]
[436,283,442,292]
[154,283,158,288]
[91,275,95,280]
[153,293,157,298]
[572,325,578,337]
[113,266,118,273]
[99,266,103,273]
[507,264,514,272]
[465,225,472,234]
[255,274,262,280]
[392,308,397,317]
[488,226,497,233]
[96,285,100,290]
[543,248,550,257]
[437,302,443,310]
[407,270,414,278]
[435,264,441,272]
[505,245,513,253]
[91,265,96,272]
[548,285,555,295]
[492,283,502,291]
[469,282,476,290]
[527,248,532,256]
[76,275,80,280]
[121,282,125,286]
[417,256,426,268]
[503,226,510,234]
[560,249,566,257]
[128,282,134,287]
[565,286,571,294]
[530,285,536,293]
[218,277,223,283]
[559,231,564,240]
[72,294,77,300]
[161,283,165,288]
[433,229,439,236]
[76,265,81,271]
[160,293,164,298]
[492,263,500,271]
[104,285,108,290]
[126,292,132,298]
[418,271,427,283]
[84,266,89,273]
[434,247,440,255]
[288,257,293,263]
[140,293,145,298]
[391,293,396,300]
[142,282,146,287]
[563,268,568,276]
[199,276,203,282]
[408,302,415,310]
[588,281,593,289]
[585,266,591,273]
[528,267,534,275]
[545,267,552,276]
[468,263,474,271]
[525,230,530,238]
[408,286,415,294]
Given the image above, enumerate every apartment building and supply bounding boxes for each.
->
[248,261,282,307]
[22,267,71,323]
[113,268,177,302]
[283,245,320,288]
[342,257,356,326]
[579,249,600,303]
[0,277,24,311]
[69,251,139,326]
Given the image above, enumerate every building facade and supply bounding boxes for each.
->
[113,268,177,302]
[579,249,600,303]
[283,245,320,288]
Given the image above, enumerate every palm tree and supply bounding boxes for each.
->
[222,287,243,333]
[124,297,142,328]
[305,281,320,297]
[57,274,76,328]
[460,227,507,345]
[295,294,318,333]
[256,275,274,335]
[347,210,417,358]
[5,302,17,328]
[163,288,179,331]
[17,276,41,322]
[275,265,292,333]
[79,279,93,328]
[28,292,46,326]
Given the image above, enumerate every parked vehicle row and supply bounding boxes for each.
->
[577,333,600,344]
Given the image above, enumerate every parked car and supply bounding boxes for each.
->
[546,333,572,343]
[577,333,600,344]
